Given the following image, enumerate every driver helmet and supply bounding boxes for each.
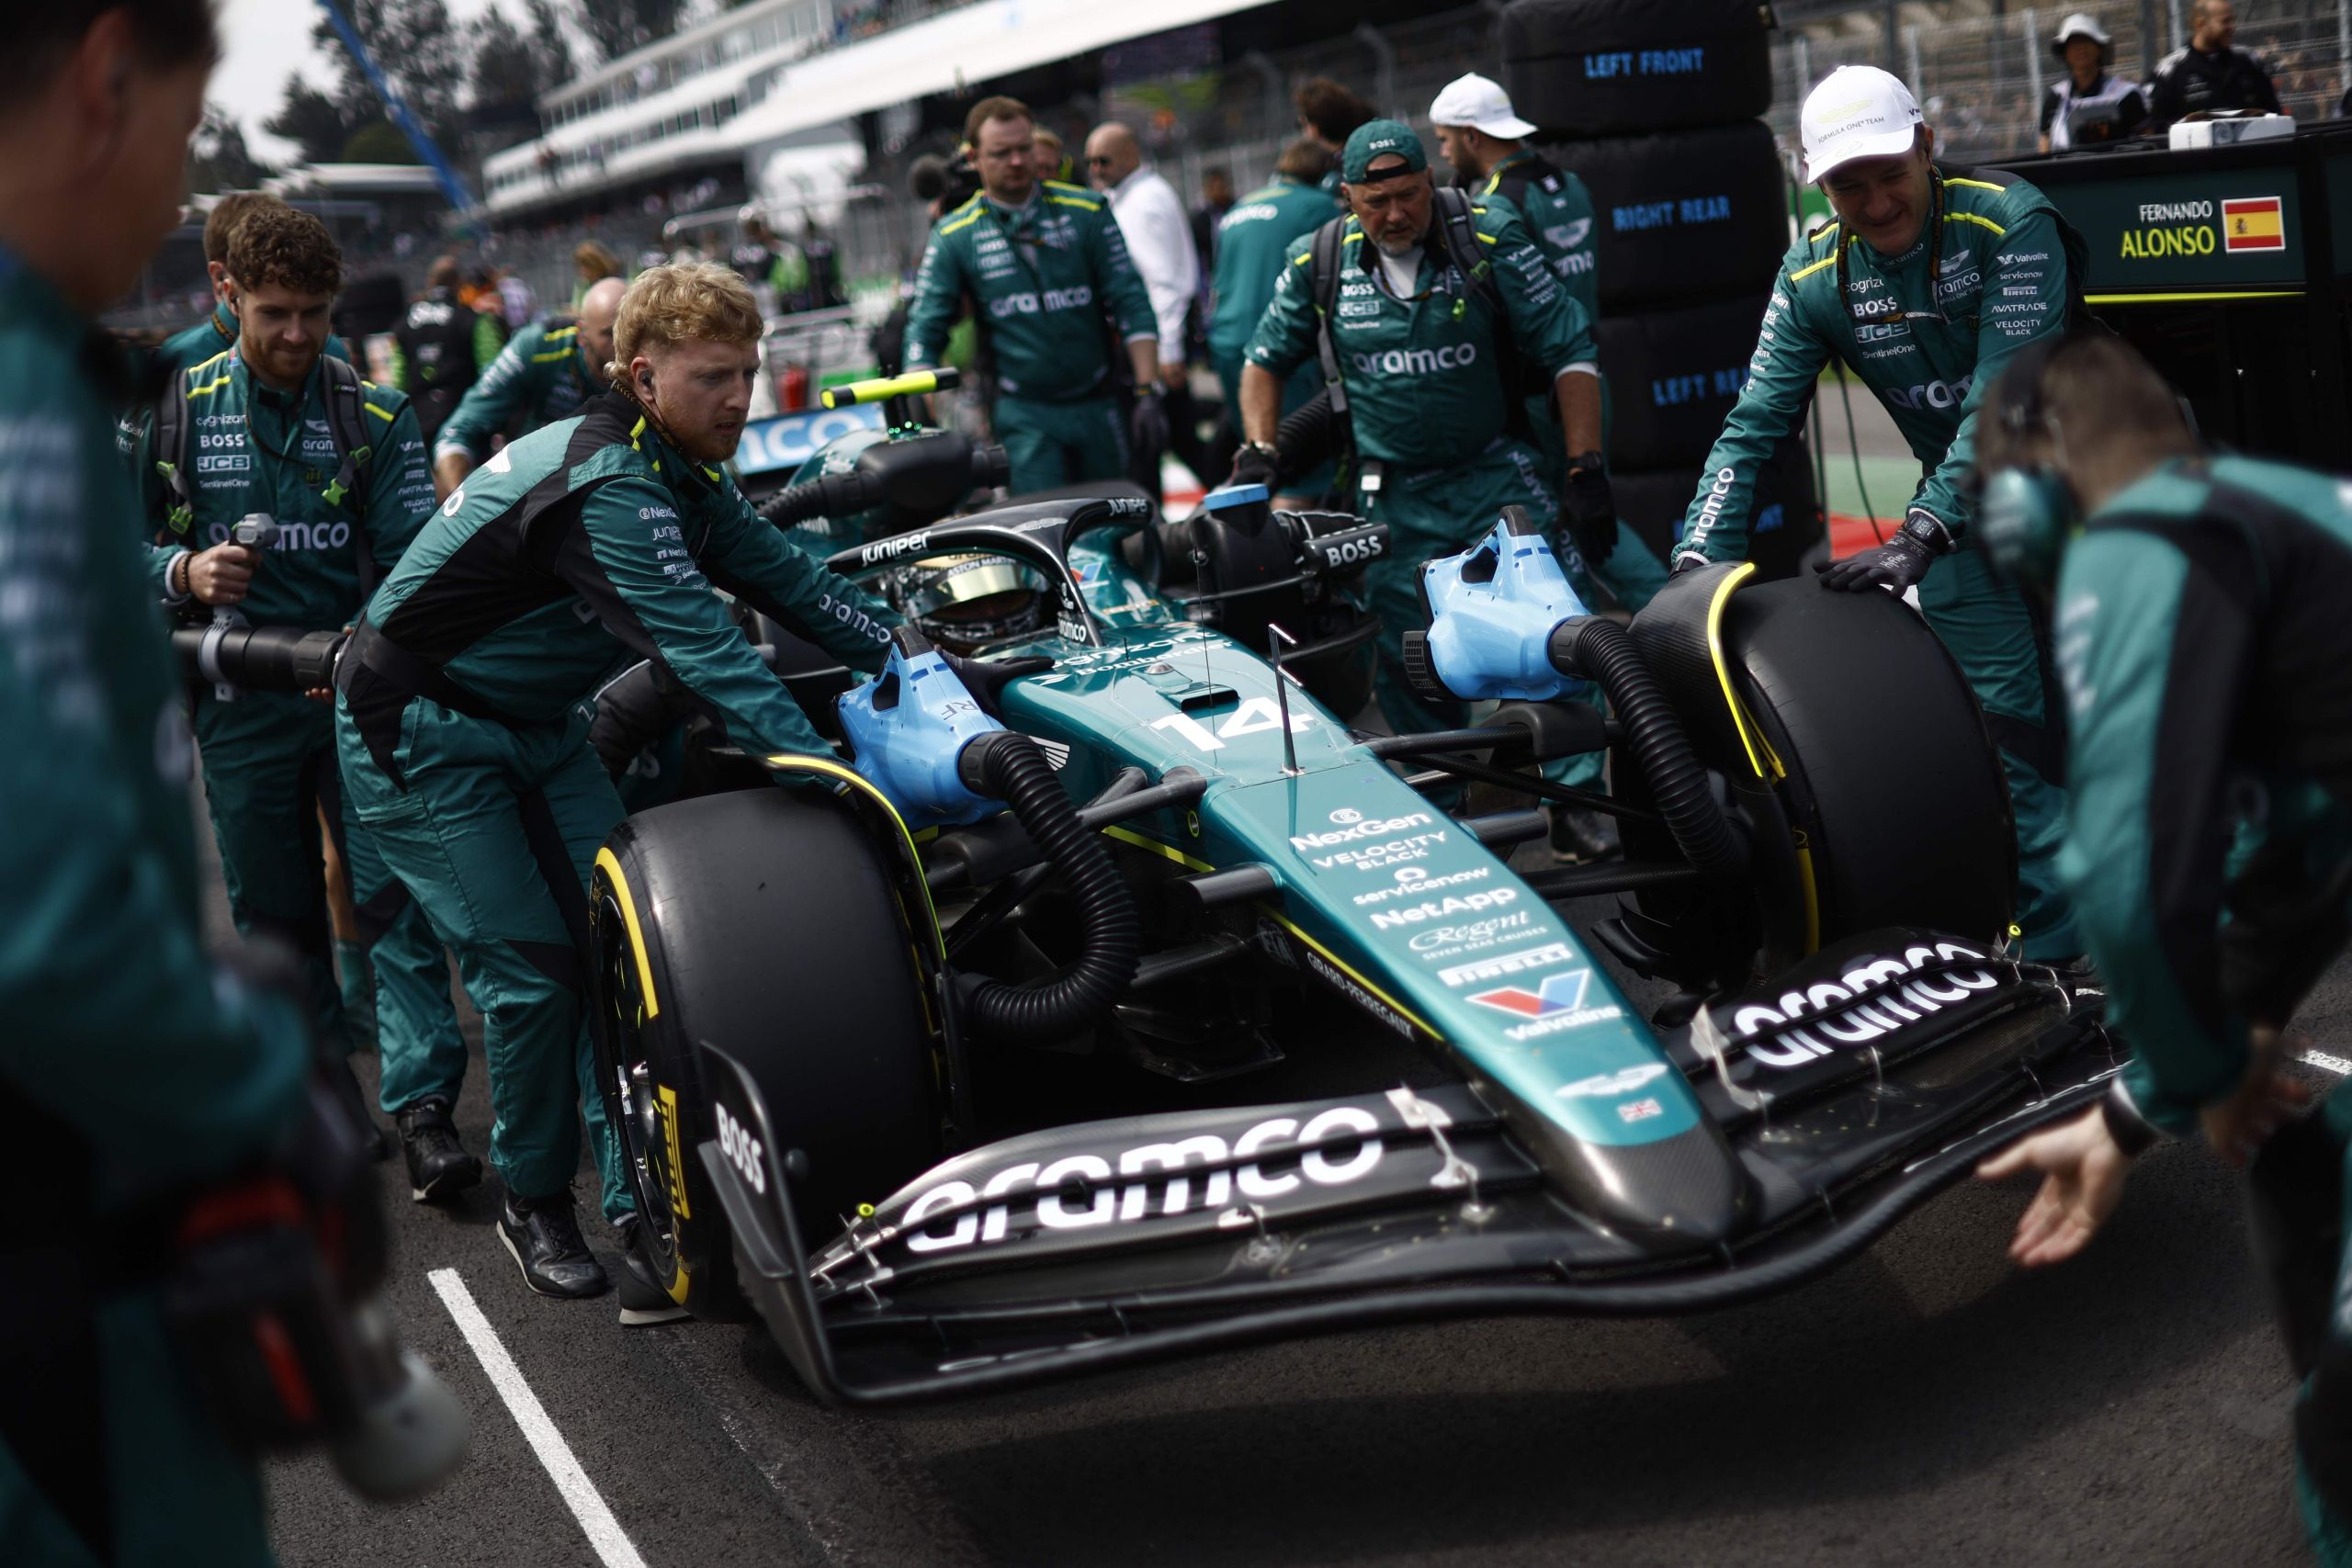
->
[886,553,1046,653]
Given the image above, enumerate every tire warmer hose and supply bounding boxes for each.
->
[1549,617,1747,880]
[955,732,1141,1040]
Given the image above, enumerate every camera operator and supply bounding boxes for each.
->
[0,3,350,1558]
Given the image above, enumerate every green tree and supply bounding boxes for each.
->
[341,118,422,164]
[469,0,576,110]
[263,78,357,166]
[577,0,685,64]
[187,105,273,193]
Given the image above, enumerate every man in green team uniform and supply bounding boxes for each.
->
[431,274,623,498]
[335,264,900,1311]
[1673,66,2087,963]
[1239,120,1610,741]
[904,96,1165,497]
[1,5,316,1561]
[1431,71,1665,614]
[149,191,351,387]
[1206,139,1341,505]
[139,206,474,1204]
[1968,333,2352,1567]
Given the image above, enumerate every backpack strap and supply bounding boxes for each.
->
[152,371,194,537]
[1430,186,1536,442]
[316,355,382,597]
[1308,215,1351,417]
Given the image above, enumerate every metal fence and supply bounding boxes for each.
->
[1770,0,2349,164]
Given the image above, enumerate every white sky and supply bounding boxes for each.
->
[214,0,495,166]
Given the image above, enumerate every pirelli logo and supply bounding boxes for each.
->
[2222,196,2284,253]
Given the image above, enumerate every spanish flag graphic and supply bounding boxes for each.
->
[2222,196,2285,253]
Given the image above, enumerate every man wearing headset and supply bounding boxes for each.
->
[1673,64,2093,965]
[1970,330,2352,1562]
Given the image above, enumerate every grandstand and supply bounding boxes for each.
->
[209,0,2330,331]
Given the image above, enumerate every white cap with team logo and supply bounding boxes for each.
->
[1429,73,1540,140]
[1801,65,1924,183]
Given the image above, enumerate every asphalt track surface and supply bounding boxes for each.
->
[220,792,2339,1568]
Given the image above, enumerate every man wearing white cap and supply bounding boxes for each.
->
[1674,64,2096,967]
[1430,72,1666,615]
[2039,14,2150,152]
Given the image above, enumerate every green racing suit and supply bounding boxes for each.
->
[903,181,1158,495]
[2052,454,2352,1564]
[1245,201,1600,737]
[136,348,468,1112]
[334,390,899,1222]
[431,317,598,469]
[0,248,312,1568]
[1474,146,1664,614]
[1678,167,2088,958]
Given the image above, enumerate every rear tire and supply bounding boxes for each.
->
[590,787,939,1318]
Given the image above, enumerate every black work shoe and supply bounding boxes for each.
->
[497,1190,609,1300]
[397,1097,483,1203]
[614,1217,689,1327]
[1546,802,1622,864]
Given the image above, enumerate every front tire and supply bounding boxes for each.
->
[590,787,940,1318]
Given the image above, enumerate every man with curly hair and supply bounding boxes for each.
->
[334,262,900,1312]
[137,203,470,1201]
[148,191,349,386]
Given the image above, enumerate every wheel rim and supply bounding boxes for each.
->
[594,884,687,1283]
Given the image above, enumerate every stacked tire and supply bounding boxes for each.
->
[1501,0,1822,579]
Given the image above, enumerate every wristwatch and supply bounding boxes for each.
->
[1566,449,1606,477]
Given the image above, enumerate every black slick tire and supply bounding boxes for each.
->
[590,786,939,1318]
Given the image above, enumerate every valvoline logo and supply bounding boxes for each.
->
[1470,968,1595,1018]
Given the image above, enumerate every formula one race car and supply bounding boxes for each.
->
[583,387,2119,1404]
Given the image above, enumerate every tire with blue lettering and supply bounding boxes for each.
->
[1554,123,1791,313]
[1598,292,1770,471]
[1611,440,1821,581]
[1499,0,1773,138]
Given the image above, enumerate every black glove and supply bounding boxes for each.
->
[1668,549,1711,576]
[1228,440,1280,491]
[1129,389,1170,459]
[1560,456,1615,569]
[1815,508,1954,592]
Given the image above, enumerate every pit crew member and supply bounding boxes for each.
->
[903,96,1162,496]
[1968,331,2352,1564]
[1205,138,1340,505]
[334,264,900,1312]
[1,3,314,1559]
[1672,65,2087,964]
[146,190,349,388]
[430,275,624,498]
[137,204,472,1199]
[1238,118,1606,741]
[1430,70,1666,613]
[391,254,504,446]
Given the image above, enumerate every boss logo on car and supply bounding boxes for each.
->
[715,1101,767,1195]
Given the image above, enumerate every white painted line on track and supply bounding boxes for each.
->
[2301,1049,2352,1077]
[429,1268,650,1568]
